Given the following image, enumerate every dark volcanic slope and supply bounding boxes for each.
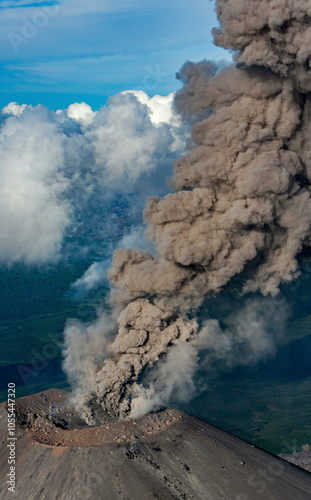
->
[0,390,311,500]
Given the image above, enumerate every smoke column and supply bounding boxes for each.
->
[63,0,311,421]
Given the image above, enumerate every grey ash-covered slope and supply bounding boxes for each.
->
[1,390,311,500]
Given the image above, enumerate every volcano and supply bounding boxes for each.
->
[0,389,310,499]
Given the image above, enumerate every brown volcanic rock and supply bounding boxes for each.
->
[1,389,311,500]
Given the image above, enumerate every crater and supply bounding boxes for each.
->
[10,388,183,448]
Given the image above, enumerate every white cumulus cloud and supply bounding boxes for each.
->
[0,106,70,265]
[0,91,184,265]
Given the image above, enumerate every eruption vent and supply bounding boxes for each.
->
[64,0,311,421]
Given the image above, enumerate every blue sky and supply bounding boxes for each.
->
[0,0,231,109]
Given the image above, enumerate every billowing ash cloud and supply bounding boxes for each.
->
[213,0,311,92]
[63,0,311,420]
[71,225,156,300]
[0,92,183,265]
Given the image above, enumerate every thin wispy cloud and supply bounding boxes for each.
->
[0,0,229,108]
[0,0,143,14]
[0,1,55,8]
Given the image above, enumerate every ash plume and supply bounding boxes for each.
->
[64,0,311,420]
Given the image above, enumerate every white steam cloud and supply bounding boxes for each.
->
[126,297,288,418]
[0,91,184,265]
